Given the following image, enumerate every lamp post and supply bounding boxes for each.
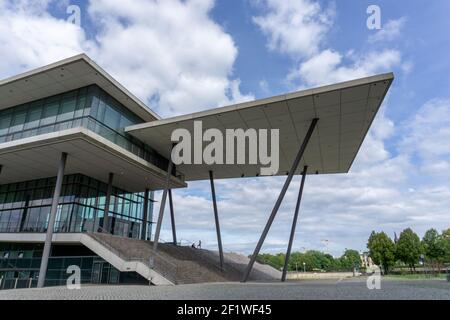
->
[303,262,306,273]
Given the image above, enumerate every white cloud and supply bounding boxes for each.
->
[0,0,91,78]
[252,0,335,59]
[0,0,253,117]
[368,17,407,43]
[293,49,401,87]
[400,99,450,179]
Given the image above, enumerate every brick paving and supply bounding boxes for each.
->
[0,278,449,300]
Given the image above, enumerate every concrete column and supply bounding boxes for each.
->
[168,189,177,245]
[153,159,173,251]
[141,188,150,240]
[209,171,224,270]
[242,118,318,282]
[281,166,308,282]
[37,152,67,288]
[103,173,114,233]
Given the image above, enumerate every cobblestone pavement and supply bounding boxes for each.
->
[0,278,448,300]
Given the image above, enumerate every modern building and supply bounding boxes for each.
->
[0,54,393,289]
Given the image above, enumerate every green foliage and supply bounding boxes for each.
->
[339,249,361,270]
[256,253,285,270]
[422,229,447,263]
[395,228,422,270]
[257,249,361,273]
[367,231,396,274]
[255,227,450,275]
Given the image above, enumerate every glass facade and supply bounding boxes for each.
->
[0,85,171,173]
[0,243,147,289]
[0,174,154,239]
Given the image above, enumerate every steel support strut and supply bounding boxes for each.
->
[168,189,177,245]
[209,171,224,270]
[281,166,308,282]
[153,156,174,251]
[141,188,150,240]
[103,172,114,233]
[241,118,318,282]
[37,152,67,288]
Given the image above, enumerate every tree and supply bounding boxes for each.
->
[395,228,422,272]
[443,229,450,263]
[339,249,361,271]
[367,231,396,274]
[422,229,447,272]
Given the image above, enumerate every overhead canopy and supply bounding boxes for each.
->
[0,128,186,192]
[0,54,159,122]
[126,73,393,181]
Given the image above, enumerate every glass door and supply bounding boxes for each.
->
[91,261,102,284]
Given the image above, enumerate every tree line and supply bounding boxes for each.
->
[256,228,450,274]
[367,228,449,274]
[256,249,361,272]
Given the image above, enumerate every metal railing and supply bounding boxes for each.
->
[88,228,179,284]
[0,116,185,180]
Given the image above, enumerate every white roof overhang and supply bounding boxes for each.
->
[0,54,159,122]
[126,73,394,181]
[0,128,186,192]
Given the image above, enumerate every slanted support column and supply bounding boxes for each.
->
[153,158,174,251]
[103,173,114,233]
[209,171,224,270]
[242,118,318,282]
[141,188,150,240]
[168,189,177,245]
[37,152,67,288]
[281,166,308,282]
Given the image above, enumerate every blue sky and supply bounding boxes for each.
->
[1,0,449,256]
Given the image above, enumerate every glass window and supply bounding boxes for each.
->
[40,97,60,126]
[0,111,12,136]
[104,105,121,129]
[75,90,87,118]
[24,207,41,232]
[9,107,27,133]
[57,92,77,122]
[24,103,43,130]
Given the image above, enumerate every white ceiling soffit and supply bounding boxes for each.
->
[0,54,160,122]
[0,130,186,192]
[126,73,394,181]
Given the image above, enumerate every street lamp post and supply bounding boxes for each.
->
[303,262,306,273]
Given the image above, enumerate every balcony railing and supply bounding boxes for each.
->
[0,116,184,180]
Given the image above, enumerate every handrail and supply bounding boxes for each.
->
[88,228,179,284]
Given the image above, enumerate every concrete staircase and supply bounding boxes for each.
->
[87,232,280,285]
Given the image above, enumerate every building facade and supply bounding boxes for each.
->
[0,56,185,289]
[0,54,393,288]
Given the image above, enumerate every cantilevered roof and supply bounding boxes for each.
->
[0,54,159,122]
[0,127,186,192]
[126,73,394,181]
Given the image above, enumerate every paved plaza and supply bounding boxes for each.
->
[0,278,448,300]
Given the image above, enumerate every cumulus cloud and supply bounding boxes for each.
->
[0,0,91,78]
[0,0,253,117]
[252,0,335,59]
[292,49,401,87]
[368,17,407,43]
[400,99,450,179]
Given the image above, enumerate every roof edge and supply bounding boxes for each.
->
[0,53,161,122]
[125,72,394,132]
